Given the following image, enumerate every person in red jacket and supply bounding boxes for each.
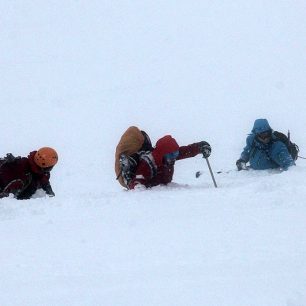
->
[127,135,211,190]
[0,147,58,199]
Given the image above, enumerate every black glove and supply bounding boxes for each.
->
[43,184,55,197]
[198,141,211,158]
[236,159,247,171]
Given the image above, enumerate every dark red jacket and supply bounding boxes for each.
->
[0,151,51,199]
[128,141,201,189]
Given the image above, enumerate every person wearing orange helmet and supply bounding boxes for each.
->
[0,147,58,199]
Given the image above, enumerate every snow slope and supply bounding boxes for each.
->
[1,1,306,305]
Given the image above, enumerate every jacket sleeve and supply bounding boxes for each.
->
[177,143,201,160]
[128,159,153,189]
[240,135,254,162]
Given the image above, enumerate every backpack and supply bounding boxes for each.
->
[273,131,299,161]
[115,126,153,187]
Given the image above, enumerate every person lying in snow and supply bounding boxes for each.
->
[0,147,58,199]
[117,132,211,190]
[236,119,295,171]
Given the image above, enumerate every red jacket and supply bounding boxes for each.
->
[128,136,202,189]
[0,151,51,199]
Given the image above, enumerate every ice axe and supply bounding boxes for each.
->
[205,157,217,188]
[196,157,217,188]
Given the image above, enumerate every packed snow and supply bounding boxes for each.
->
[1,1,306,305]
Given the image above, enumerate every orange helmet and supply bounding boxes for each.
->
[34,147,58,168]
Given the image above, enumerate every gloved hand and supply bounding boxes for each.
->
[44,184,55,197]
[198,141,211,158]
[236,159,247,171]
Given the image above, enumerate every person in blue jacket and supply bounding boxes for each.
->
[236,119,294,171]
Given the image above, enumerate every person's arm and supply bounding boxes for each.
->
[236,135,254,170]
[240,135,254,162]
[177,141,211,160]
[40,172,55,197]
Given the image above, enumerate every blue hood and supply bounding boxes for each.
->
[251,119,272,134]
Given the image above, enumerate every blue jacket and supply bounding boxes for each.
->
[240,119,294,170]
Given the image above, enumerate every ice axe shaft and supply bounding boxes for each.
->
[205,157,217,188]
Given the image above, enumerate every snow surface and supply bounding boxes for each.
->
[1,1,306,305]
